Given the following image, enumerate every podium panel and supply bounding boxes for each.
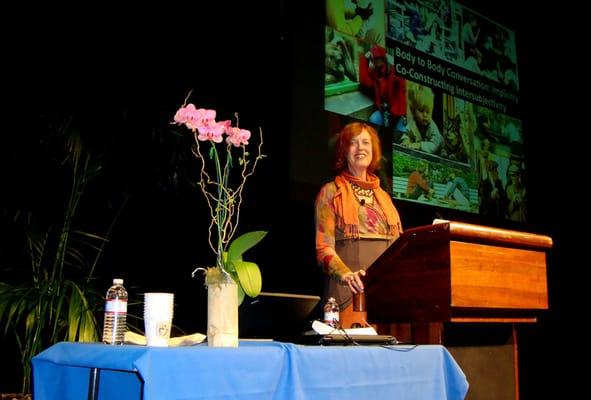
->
[450,241,548,311]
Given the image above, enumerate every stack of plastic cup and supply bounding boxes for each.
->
[143,292,174,347]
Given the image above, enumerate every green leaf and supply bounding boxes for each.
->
[227,231,267,263]
[233,260,262,298]
[25,309,36,338]
[7,301,22,333]
[67,284,82,341]
[72,230,108,242]
[79,310,98,342]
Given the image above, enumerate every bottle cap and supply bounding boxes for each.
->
[113,278,124,285]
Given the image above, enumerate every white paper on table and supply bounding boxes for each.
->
[311,320,377,336]
[124,330,206,346]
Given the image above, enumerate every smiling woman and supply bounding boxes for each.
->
[314,121,403,319]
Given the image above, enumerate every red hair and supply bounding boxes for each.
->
[333,122,382,173]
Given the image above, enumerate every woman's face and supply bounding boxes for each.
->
[346,129,372,176]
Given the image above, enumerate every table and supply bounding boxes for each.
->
[32,341,468,400]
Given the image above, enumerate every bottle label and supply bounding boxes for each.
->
[105,299,128,313]
[324,311,339,324]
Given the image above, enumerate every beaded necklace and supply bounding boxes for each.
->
[350,182,374,198]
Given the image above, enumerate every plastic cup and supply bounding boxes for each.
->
[143,292,174,347]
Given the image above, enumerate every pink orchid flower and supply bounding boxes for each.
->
[225,126,251,147]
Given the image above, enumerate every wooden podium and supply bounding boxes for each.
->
[363,220,552,328]
[355,220,552,400]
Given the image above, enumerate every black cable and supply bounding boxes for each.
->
[379,344,419,351]
[335,324,360,346]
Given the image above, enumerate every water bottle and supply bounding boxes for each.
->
[323,297,340,329]
[102,278,128,345]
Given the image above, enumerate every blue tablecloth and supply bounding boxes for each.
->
[32,341,468,400]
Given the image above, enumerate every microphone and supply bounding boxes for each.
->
[360,199,365,206]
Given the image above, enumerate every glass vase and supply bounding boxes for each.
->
[205,267,239,347]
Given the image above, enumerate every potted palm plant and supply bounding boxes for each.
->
[0,116,125,396]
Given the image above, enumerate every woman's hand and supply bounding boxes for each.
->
[340,270,366,294]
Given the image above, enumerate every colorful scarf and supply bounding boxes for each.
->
[333,171,400,238]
